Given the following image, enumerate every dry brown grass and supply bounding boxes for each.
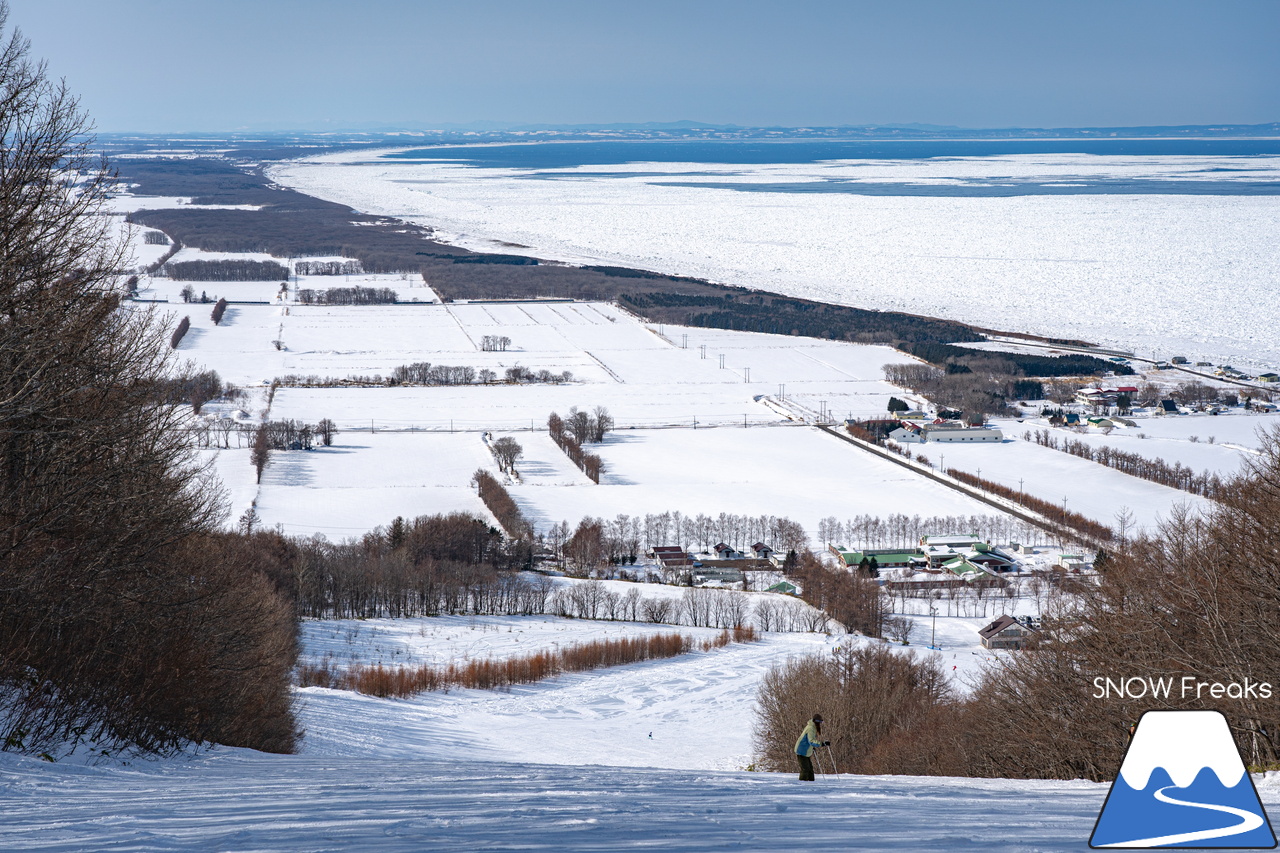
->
[297,626,757,699]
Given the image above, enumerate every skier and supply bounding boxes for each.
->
[794,713,829,781]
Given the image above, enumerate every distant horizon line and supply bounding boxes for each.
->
[95,119,1280,140]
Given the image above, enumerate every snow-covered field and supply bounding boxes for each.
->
[270,150,1280,371]
[506,425,1001,535]
[1006,412,1273,477]
[161,290,1238,539]
[149,272,1040,538]
[924,424,1211,534]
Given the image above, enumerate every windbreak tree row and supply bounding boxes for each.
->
[547,407,612,483]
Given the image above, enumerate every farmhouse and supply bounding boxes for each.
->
[919,424,1002,443]
[918,535,1018,572]
[941,555,997,581]
[830,546,926,571]
[889,424,922,443]
[978,614,1040,650]
[651,546,692,570]
[711,543,743,560]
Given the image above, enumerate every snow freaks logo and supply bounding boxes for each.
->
[1090,710,1277,849]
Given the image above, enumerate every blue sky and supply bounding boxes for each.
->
[8,0,1279,133]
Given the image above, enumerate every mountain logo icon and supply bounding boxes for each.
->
[1090,710,1277,848]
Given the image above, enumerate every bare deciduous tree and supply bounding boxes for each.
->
[0,3,296,757]
[490,436,523,475]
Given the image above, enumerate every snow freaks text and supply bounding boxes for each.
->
[1093,676,1274,701]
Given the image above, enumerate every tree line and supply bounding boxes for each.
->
[816,512,1059,551]
[295,285,398,305]
[472,469,533,540]
[299,628,755,699]
[250,418,337,482]
[548,408,612,483]
[896,341,1128,378]
[164,259,290,281]
[1026,428,1226,500]
[884,361,1031,417]
[272,362,573,388]
[944,467,1113,545]
[548,582,827,632]
[293,260,362,276]
[541,510,809,567]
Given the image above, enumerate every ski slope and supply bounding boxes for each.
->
[0,749,1118,852]
[0,613,1121,852]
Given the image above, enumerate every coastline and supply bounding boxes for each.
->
[267,147,1280,371]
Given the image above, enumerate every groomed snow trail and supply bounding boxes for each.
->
[1,751,1109,852]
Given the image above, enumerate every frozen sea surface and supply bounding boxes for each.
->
[270,149,1280,370]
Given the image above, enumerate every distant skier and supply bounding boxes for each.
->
[794,714,829,781]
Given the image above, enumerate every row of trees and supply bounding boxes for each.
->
[165,259,290,281]
[210,296,228,325]
[154,368,223,413]
[548,407,613,484]
[471,469,533,539]
[756,435,1280,781]
[542,511,809,566]
[883,361,1021,418]
[945,467,1113,544]
[479,334,512,352]
[249,418,337,482]
[293,260,362,276]
[1026,428,1226,499]
[300,630,751,699]
[815,513,1056,551]
[502,365,574,384]
[295,285,397,305]
[389,361,477,385]
[274,363,573,389]
[169,315,190,348]
[289,512,531,619]
[549,417,603,482]
[548,582,827,632]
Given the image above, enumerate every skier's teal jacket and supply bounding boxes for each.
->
[795,720,822,757]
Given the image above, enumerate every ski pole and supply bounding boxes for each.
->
[812,748,827,780]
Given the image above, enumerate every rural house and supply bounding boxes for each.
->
[978,615,1040,650]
